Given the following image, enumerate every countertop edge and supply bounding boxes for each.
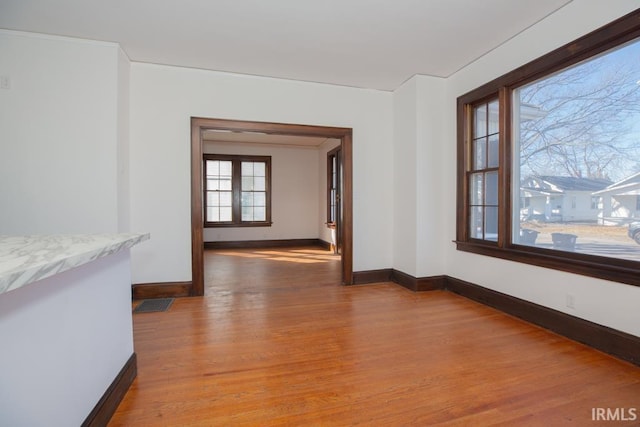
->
[0,233,150,295]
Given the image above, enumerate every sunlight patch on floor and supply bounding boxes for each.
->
[214,251,265,258]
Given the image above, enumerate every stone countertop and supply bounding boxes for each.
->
[0,233,150,295]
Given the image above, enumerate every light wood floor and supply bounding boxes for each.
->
[111,247,640,426]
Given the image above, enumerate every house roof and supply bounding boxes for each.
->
[593,172,640,195]
[521,176,613,194]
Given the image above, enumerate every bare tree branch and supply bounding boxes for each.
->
[517,46,640,181]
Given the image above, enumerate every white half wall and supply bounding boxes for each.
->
[0,250,134,426]
[203,141,320,242]
[442,0,640,337]
[0,30,123,234]
[129,63,393,284]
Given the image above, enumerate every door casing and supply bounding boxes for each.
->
[190,117,353,296]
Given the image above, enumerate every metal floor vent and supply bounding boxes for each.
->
[133,298,174,313]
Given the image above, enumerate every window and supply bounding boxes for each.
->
[327,147,341,226]
[468,99,500,242]
[204,154,271,227]
[456,10,640,287]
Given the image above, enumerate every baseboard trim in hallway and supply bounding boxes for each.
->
[204,238,330,250]
[132,281,192,299]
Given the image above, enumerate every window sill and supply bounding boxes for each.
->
[454,240,640,288]
[205,222,273,228]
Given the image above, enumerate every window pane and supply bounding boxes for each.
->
[207,179,219,191]
[220,191,232,206]
[207,192,219,207]
[241,162,254,176]
[513,37,640,260]
[241,192,253,206]
[254,192,266,207]
[242,176,254,190]
[485,207,498,241]
[488,100,499,135]
[220,207,232,222]
[474,104,487,138]
[219,161,232,176]
[206,160,219,176]
[330,189,336,222]
[242,206,253,221]
[470,173,483,205]
[253,162,266,177]
[470,207,483,239]
[254,177,266,191]
[473,137,487,170]
[207,207,219,222]
[220,178,232,191]
[254,207,266,221]
[487,135,499,168]
[331,157,337,186]
[485,171,498,206]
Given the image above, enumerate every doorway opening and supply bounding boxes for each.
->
[190,117,353,296]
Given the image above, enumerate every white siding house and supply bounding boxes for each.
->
[593,172,640,225]
[520,176,611,222]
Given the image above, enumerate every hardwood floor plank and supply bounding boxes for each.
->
[110,247,640,425]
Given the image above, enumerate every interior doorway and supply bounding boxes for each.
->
[190,117,353,296]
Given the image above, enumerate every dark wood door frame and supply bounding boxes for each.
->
[190,117,354,296]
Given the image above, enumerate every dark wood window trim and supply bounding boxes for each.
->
[456,9,640,288]
[203,154,272,228]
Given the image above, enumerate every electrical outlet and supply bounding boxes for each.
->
[566,294,575,309]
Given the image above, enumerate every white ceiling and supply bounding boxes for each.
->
[0,0,572,91]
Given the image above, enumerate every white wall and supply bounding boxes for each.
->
[415,76,447,277]
[129,63,393,284]
[117,49,131,232]
[393,75,447,278]
[0,251,134,427]
[441,0,640,336]
[0,30,124,234]
[392,78,418,275]
[202,141,320,242]
[0,29,137,426]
